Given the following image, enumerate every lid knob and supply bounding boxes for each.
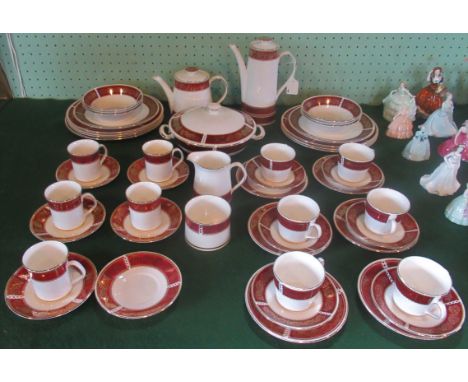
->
[207,102,221,114]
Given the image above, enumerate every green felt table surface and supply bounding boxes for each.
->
[0,99,467,349]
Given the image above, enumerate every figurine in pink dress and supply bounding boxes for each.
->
[422,93,457,138]
[438,120,468,162]
[386,107,414,139]
[420,145,464,196]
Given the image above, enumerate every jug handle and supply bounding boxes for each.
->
[276,51,297,100]
[159,124,174,140]
[210,75,228,105]
[230,162,247,193]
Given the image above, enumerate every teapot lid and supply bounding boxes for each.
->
[180,103,245,135]
[174,67,210,84]
[250,37,278,52]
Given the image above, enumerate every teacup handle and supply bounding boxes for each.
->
[425,297,444,320]
[82,193,97,218]
[171,147,184,172]
[68,260,87,285]
[305,222,322,240]
[209,75,228,105]
[387,214,398,234]
[230,162,247,193]
[98,144,108,165]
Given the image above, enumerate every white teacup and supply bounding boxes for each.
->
[45,181,98,230]
[273,251,325,311]
[393,256,452,319]
[67,139,108,182]
[22,241,86,301]
[126,182,162,231]
[184,195,231,251]
[143,140,184,182]
[260,143,296,183]
[277,195,322,243]
[364,188,410,235]
[337,142,375,183]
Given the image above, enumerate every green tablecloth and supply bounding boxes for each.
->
[0,99,466,349]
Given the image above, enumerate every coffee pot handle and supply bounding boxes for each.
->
[276,51,297,100]
[230,162,247,193]
[210,75,228,105]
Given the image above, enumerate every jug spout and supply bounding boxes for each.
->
[229,44,247,101]
[153,75,175,113]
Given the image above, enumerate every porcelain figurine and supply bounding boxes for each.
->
[416,66,448,118]
[445,184,468,226]
[230,37,298,125]
[382,82,417,122]
[420,146,464,196]
[386,107,414,139]
[422,93,457,137]
[438,121,468,162]
[402,126,430,161]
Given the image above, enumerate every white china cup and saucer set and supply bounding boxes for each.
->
[334,187,420,253]
[245,251,348,343]
[358,257,465,340]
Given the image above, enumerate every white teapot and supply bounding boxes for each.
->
[153,67,228,113]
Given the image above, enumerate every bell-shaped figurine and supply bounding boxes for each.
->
[383,82,417,122]
[402,125,430,161]
[438,120,468,162]
[445,184,468,226]
[420,145,464,196]
[386,106,414,139]
[422,93,457,138]
[416,66,448,118]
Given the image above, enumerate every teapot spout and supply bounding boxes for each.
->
[229,44,247,102]
[153,75,175,113]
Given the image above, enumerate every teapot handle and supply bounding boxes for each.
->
[276,51,297,100]
[210,75,228,105]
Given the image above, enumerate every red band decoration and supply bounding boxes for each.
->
[174,80,209,91]
[277,213,311,232]
[70,151,100,164]
[185,216,230,235]
[48,196,82,212]
[127,198,161,212]
[82,85,142,108]
[249,49,279,61]
[365,203,402,223]
[29,263,67,282]
[144,152,172,164]
[394,274,435,305]
[339,156,372,171]
[259,156,293,171]
[273,278,321,300]
[241,103,276,116]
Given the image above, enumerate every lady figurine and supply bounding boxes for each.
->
[438,120,468,161]
[402,125,430,161]
[445,184,468,226]
[416,66,448,118]
[382,82,417,122]
[422,93,457,137]
[420,145,464,196]
[386,106,414,139]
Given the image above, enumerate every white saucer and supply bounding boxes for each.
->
[44,214,94,239]
[253,168,295,188]
[268,220,319,250]
[330,166,372,187]
[265,281,323,321]
[123,211,171,239]
[111,266,168,310]
[355,214,405,244]
[246,177,293,195]
[84,103,150,127]
[68,166,111,187]
[298,115,363,140]
[137,167,180,186]
[384,283,447,328]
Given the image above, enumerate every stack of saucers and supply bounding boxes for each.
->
[65,84,164,140]
[281,95,378,152]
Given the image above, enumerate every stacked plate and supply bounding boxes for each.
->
[65,84,164,141]
[281,95,379,152]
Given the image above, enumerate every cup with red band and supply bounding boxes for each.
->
[364,188,410,235]
[126,182,162,231]
[277,195,322,243]
[184,195,231,251]
[22,241,86,301]
[273,251,325,311]
[142,139,184,182]
[392,256,452,319]
[67,139,108,182]
[45,180,98,231]
[337,142,375,183]
[260,143,296,183]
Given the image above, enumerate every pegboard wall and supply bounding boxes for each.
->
[0,33,467,105]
